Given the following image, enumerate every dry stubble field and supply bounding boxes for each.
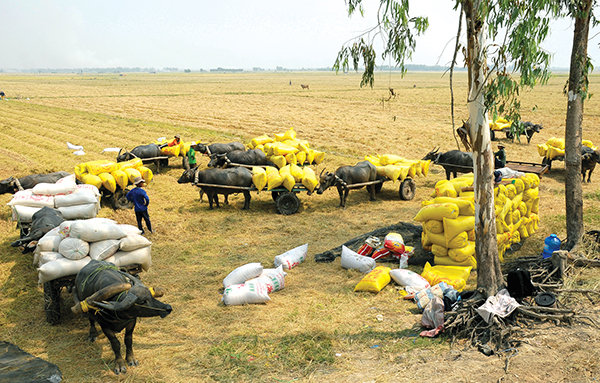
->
[0,71,599,382]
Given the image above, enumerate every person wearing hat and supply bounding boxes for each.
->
[159,134,181,149]
[187,143,198,169]
[494,144,506,169]
[126,176,153,234]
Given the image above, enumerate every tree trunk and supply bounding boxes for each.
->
[564,0,592,250]
[464,0,503,297]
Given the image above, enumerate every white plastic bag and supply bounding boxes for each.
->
[32,174,76,195]
[38,252,64,266]
[67,220,126,242]
[54,189,99,207]
[7,190,55,208]
[273,244,308,270]
[389,269,430,291]
[57,203,98,220]
[119,224,142,236]
[340,245,376,273]
[222,281,270,306]
[11,205,41,223]
[58,237,90,260]
[247,265,287,293]
[119,234,152,252]
[38,257,91,284]
[105,246,152,271]
[223,263,263,288]
[89,239,121,261]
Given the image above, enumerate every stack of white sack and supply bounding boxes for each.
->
[8,174,101,222]
[221,263,287,306]
[35,218,152,284]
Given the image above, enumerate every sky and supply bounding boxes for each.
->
[0,1,598,70]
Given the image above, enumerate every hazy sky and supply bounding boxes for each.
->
[1,1,598,70]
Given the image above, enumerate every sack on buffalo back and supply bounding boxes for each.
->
[274,243,308,270]
[251,167,267,191]
[222,281,271,306]
[105,246,152,271]
[58,237,89,260]
[38,256,91,284]
[89,239,121,261]
[8,190,55,208]
[119,234,151,252]
[223,262,264,288]
[340,245,376,273]
[58,203,98,220]
[54,188,98,208]
[354,266,392,293]
[68,220,126,242]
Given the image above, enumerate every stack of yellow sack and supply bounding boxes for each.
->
[74,159,153,193]
[256,165,318,192]
[414,172,540,268]
[365,154,430,182]
[537,137,597,160]
[154,139,197,157]
[247,128,325,168]
[489,117,512,131]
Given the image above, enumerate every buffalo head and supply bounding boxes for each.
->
[116,148,133,162]
[0,176,16,195]
[316,169,336,194]
[90,283,172,319]
[207,153,228,168]
[422,147,440,162]
[178,168,196,184]
[195,143,208,154]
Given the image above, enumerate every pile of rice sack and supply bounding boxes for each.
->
[75,158,153,193]
[154,138,197,157]
[8,174,100,222]
[34,218,152,284]
[538,137,596,161]
[221,244,307,305]
[414,172,540,267]
[489,117,512,131]
[247,127,325,168]
[251,165,318,192]
[365,154,431,182]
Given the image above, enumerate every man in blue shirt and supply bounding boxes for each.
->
[126,176,153,234]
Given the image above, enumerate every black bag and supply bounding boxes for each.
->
[507,268,535,299]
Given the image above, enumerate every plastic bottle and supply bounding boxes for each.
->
[541,234,561,259]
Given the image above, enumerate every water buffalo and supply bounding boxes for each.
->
[71,260,172,375]
[116,144,162,162]
[178,167,253,209]
[316,161,378,208]
[207,149,274,168]
[0,171,70,194]
[10,207,64,251]
[195,142,245,156]
[504,121,543,144]
[582,146,600,183]
[423,147,473,180]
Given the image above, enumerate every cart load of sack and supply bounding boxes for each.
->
[250,165,318,192]
[537,137,596,160]
[247,127,325,168]
[153,138,197,158]
[365,154,431,181]
[74,158,154,193]
[414,172,541,268]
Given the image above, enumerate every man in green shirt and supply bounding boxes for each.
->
[187,145,197,168]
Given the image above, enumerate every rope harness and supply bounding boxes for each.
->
[193,166,201,185]
[333,174,348,188]
[10,178,23,191]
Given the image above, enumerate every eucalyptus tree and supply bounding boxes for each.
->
[335,0,559,296]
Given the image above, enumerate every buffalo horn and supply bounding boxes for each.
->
[118,148,123,156]
[319,168,326,178]
[150,287,165,298]
[71,282,131,314]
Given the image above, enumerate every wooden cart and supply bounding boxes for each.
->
[505,160,549,177]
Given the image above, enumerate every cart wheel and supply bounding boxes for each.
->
[542,157,552,171]
[505,131,514,140]
[271,191,280,201]
[399,178,416,200]
[374,181,383,194]
[44,281,61,325]
[113,189,133,210]
[182,156,190,171]
[159,158,169,169]
[490,129,496,141]
[276,192,300,215]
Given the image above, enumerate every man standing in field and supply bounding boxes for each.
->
[188,144,198,169]
[126,176,154,235]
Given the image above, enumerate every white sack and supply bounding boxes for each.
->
[273,243,308,270]
[222,281,270,306]
[11,205,41,223]
[75,184,100,197]
[57,203,98,220]
[105,246,152,271]
[89,239,121,261]
[67,219,126,242]
[340,245,376,273]
[38,257,91,284]
[390,269,431,292]
[67,142,83,151]
[54,189,99,207]
[32,174,76,195]
[38,252,64,266]
[119,234,152,252]
[7,190,55,208]
[36,234,62,253]
[101,147,121,153]
[247,265,286,293]
[73,150,86,156]
[58,237,90,260]
[223,263,263,288]
[119,224,142,236]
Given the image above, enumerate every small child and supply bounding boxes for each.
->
[126,176,153,235]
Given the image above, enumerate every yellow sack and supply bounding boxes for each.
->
[180,142,192,157]
[283,139,300,149]
[512,209,521,224]
[443,216,475,242]
[414,202,460,222]
[384,165,409,182]
[519,218,530,238]
[512,192,523,208]
[460,191,474,198]
[290,164,304,182]
[301,167,318,192]
[271,142,297,156]
[379,154,404,166]
[583,140,596,150]
[252,167,267,191]
[87,160,118,176]
[74,164,86,181]
[450,178,473,194]
[269,155,287,169]
[518,201,527,217]
[365,155,381,167]
[255,144,265,153]
[298,140,310,153]
[279,166,295,191]
[547,146,565,160]
[125,168,142,183]
[283,127,296,141]
[251,134,274,147]
[446,231,469,249]
[547,137,565,150]
[428,197,474,216]
[111,169,129,190]
[266,166,284,190]
[313,150,325,164]
[354,266,391,293]
[434,180,458,198]
[421,160,431,177]
[424,220,444,234]
[431,244,448,257]
[434,255,477,269]
[81,174,103,189]
[505,184,517,199]
[161,144,180,157]
[98,172,117,193]
[531,197,539,214]
[306,150,316,164]
[523,187,539,201]
[285,152,297,165]
[421,262,472,292]
[448,241,476,262]
[537,143,548,157]
[296,151,307,165]
[274,132,286,142]
[422,231,432,247]
[118,158,143,171]
[138,166,153,184]
[264,142,275,156]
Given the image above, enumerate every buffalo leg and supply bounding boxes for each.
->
[445,169,451,180]
[207,191,214,209]
[88,316,99,342]
[367,185,376,201]
[214,193,220,208]
[588,164,595,183]
[242,191,251,210]
[124,320,139,367]
[336,185,344,207]
[341,186,350,208]
[224,194,229,205]
[101,326,127,374]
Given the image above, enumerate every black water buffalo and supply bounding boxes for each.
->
[0,171,70,194]
[116,144,162,162]
[316,161,378,208]
[10,207,64,251]
[423,147,473,180]
[71,260,172,375]
[207,149,273,168]
[195,142,245,156]
[582,145,600,183]
[178,167,253,209]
